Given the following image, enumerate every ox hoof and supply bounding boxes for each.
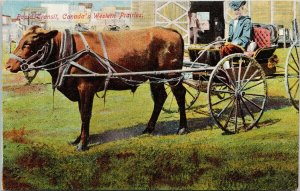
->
[68,141,79,146]
[69,136,81,146]
[76,143,89,151]
[142,128,154,134]
[177,128,189,135]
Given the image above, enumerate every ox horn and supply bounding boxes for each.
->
[36,27,50,34]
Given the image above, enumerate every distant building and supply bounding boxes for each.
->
[2,15,23,53]
[19,7,47,28]
[131,0,300,44]
[41,3,73,31]
[41,3,93,31]
[2,15,12,43]
[90,6,131,31]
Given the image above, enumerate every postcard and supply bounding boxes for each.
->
[1,0,299,190]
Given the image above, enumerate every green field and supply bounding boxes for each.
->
[2,48,299,190]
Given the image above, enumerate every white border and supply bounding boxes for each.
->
[0,0,3,190]
[0,1,299,190]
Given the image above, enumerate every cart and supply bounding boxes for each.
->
[285,19,299,110]
[159,22,281,134]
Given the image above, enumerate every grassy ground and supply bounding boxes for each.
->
[2,48,299,190]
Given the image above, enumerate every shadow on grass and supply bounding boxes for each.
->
[265,96,294,110]
[89,96,292,147]
[89,117,214,147]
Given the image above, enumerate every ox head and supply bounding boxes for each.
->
[6,26,58,73]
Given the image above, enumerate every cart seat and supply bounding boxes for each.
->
[253,27,271,48]
[245,24,278,75]
[245,25,278,58]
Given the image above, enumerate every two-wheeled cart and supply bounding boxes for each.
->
[160,21,299,134]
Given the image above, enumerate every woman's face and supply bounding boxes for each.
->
[234,6,243,18]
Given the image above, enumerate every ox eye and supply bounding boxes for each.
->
[22,43,31,49]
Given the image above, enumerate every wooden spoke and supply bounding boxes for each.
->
[223,98,236,129]
[242,80,264,91]
[159,80,201,113]
[215,73,235,91]
[242,96,263,111]
[238,58,243,89]
[211,95,233,106]
[288,61,299,74]
[295,46,299,62]
[186,87,197,100]
[234,100,238,132]
[293,82,299,99]
[240,69,260,91]
[221,68,236,88]
[287,74,299,78]
[211,89,235,94]
[242,60,252,82]
[216,97,234,118]
[289,79,299,91]
[230,59,237,83]
[244,93,266,97]
[291,53,299,70]
[240,96,255,120]
[166,89,172,96]
[214,74,227,81]
[238,99,246,127]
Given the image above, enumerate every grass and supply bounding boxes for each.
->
[2,47,299,190]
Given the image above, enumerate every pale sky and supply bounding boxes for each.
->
[3,0,132,18]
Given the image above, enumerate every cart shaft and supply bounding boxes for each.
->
[64,67,215,78]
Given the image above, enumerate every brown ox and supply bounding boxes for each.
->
[6,26,188,151]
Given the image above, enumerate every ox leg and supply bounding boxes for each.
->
[77,85,95,151]
[170,81,188,134]
[143,82,167,134]
[69,101,82,146]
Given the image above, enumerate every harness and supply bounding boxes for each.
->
[10,39,54,72]
[10,30,184,97]
[10,30,118,97]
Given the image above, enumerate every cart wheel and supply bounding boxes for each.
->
[285,42,299,110]
[208,53,267,134]
[159,79,201,113]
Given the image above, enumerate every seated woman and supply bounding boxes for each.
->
[220,0,252,57]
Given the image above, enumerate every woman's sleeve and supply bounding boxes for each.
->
[228,22,233,42]
[233,19,252,47]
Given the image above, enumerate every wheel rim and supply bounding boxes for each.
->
[285,42,299,110]
[208,53,267,133]
[161,79,201,113]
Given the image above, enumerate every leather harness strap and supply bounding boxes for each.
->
[56,31,115,99]
[98,32,109,61]
[78,32,90,50]
[97,32,114,98]
[55,29,73,89]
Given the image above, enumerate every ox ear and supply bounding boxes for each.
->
[36,30,58,41]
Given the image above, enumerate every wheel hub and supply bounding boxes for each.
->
[235,90,245,99]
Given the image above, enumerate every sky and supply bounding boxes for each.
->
[2,0,132,18]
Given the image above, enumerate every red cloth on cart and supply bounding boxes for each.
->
[220,43,244,57]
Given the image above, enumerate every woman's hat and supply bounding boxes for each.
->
[229,1,246,11]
